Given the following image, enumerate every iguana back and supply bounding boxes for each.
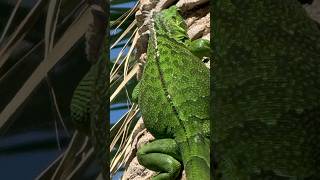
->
[137,6,210,180]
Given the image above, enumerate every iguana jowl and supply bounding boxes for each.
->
[213,0,320,179]
[133,6,210,180]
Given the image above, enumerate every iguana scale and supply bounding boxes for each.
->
[213,0,320,179]
[133,6,210,180]
[70,56,108,178]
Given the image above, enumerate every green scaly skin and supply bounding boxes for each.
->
[213,0,320,179]
[70,61,99,134]
[70,57,108,137]
[70,57,108,178]
[133,6,210,180]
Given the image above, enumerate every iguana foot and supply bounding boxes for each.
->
[137,139,182,180]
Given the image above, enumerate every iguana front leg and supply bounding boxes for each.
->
[137,139,182,180]
[187,38,211,58]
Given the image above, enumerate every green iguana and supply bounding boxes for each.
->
[213,0,320,179]
[70,56,108,179]
[69,3,108,178]
[132,6,210,180]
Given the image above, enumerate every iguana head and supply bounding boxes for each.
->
[153,5,188,42]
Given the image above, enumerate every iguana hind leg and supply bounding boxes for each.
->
[137,139,182,180]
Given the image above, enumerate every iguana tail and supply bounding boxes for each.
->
[70,57,108,178]
[70,64,97,134]
[179,135,210,180]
